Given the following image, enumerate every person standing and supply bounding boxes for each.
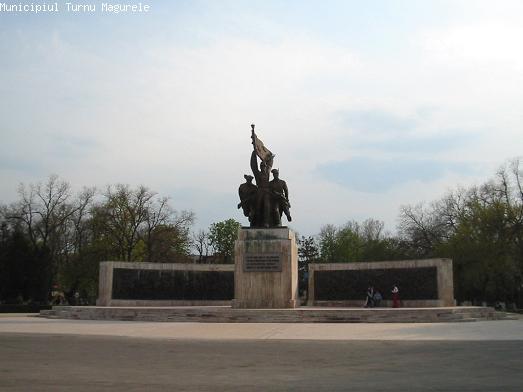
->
[392,284,400,308]
[364,285,374,308]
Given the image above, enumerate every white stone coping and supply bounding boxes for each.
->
[100,261,234,271]
[309,258,452,271]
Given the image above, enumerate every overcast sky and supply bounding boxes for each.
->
[1,0,522,236]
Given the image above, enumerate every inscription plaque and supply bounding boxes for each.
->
[244,253,282,272]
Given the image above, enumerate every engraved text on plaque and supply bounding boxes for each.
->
[244,253,282,272]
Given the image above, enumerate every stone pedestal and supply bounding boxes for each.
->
[232,227,298,309]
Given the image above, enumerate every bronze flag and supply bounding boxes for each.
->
[251,124,274,165]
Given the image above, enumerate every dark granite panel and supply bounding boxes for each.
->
[315,267,438,300]
[112,268,234,300]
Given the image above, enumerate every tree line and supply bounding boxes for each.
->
[2,160,523,307]
[298,160,523,307]
[0,175,239,305]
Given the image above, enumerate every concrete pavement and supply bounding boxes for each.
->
[1,314,522,391]
[1,333,522,391]
[1,313,522,341]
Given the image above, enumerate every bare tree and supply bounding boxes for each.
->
[69,187,96,255]
[398,202,447,256]
[192,229,211,262]
[7,175,80,254]
[143,196,171,262]
[360,218,384,242]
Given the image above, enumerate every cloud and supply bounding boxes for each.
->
[1,2,523,236]
[421,22,523,72]
[335,109,483,157]
[317,157,478,193]
[339,110,417,135]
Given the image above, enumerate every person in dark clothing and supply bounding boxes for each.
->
[364,286,374,308]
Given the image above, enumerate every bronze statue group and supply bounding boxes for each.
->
[238,125,292,228]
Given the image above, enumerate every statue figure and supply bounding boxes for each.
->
[238,124,292,228]
[237,174,258,226]
[250,125,274,227]
[270,168,292,225]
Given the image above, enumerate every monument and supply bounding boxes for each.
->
[233,124,299,308]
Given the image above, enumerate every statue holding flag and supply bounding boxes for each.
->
[237,124,292,228]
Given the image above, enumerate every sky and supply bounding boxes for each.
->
[1,0,522,237]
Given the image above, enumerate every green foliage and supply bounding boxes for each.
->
[317,219,409,264]
[208,219,241,263]
[297,236,319,273]
[318,224,337,262]
[0,225,50,303]
[59,253,100,304]
[92,184,194,263]
[297,235,319,297]
[434,198,521,302]
[399,161,523,305]
[334,224,364,262]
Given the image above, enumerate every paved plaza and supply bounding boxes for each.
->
[1,314,522,391]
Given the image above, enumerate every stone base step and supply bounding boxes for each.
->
[38,306,508,323]
[39,309,57,318]
[494,312,520,320]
